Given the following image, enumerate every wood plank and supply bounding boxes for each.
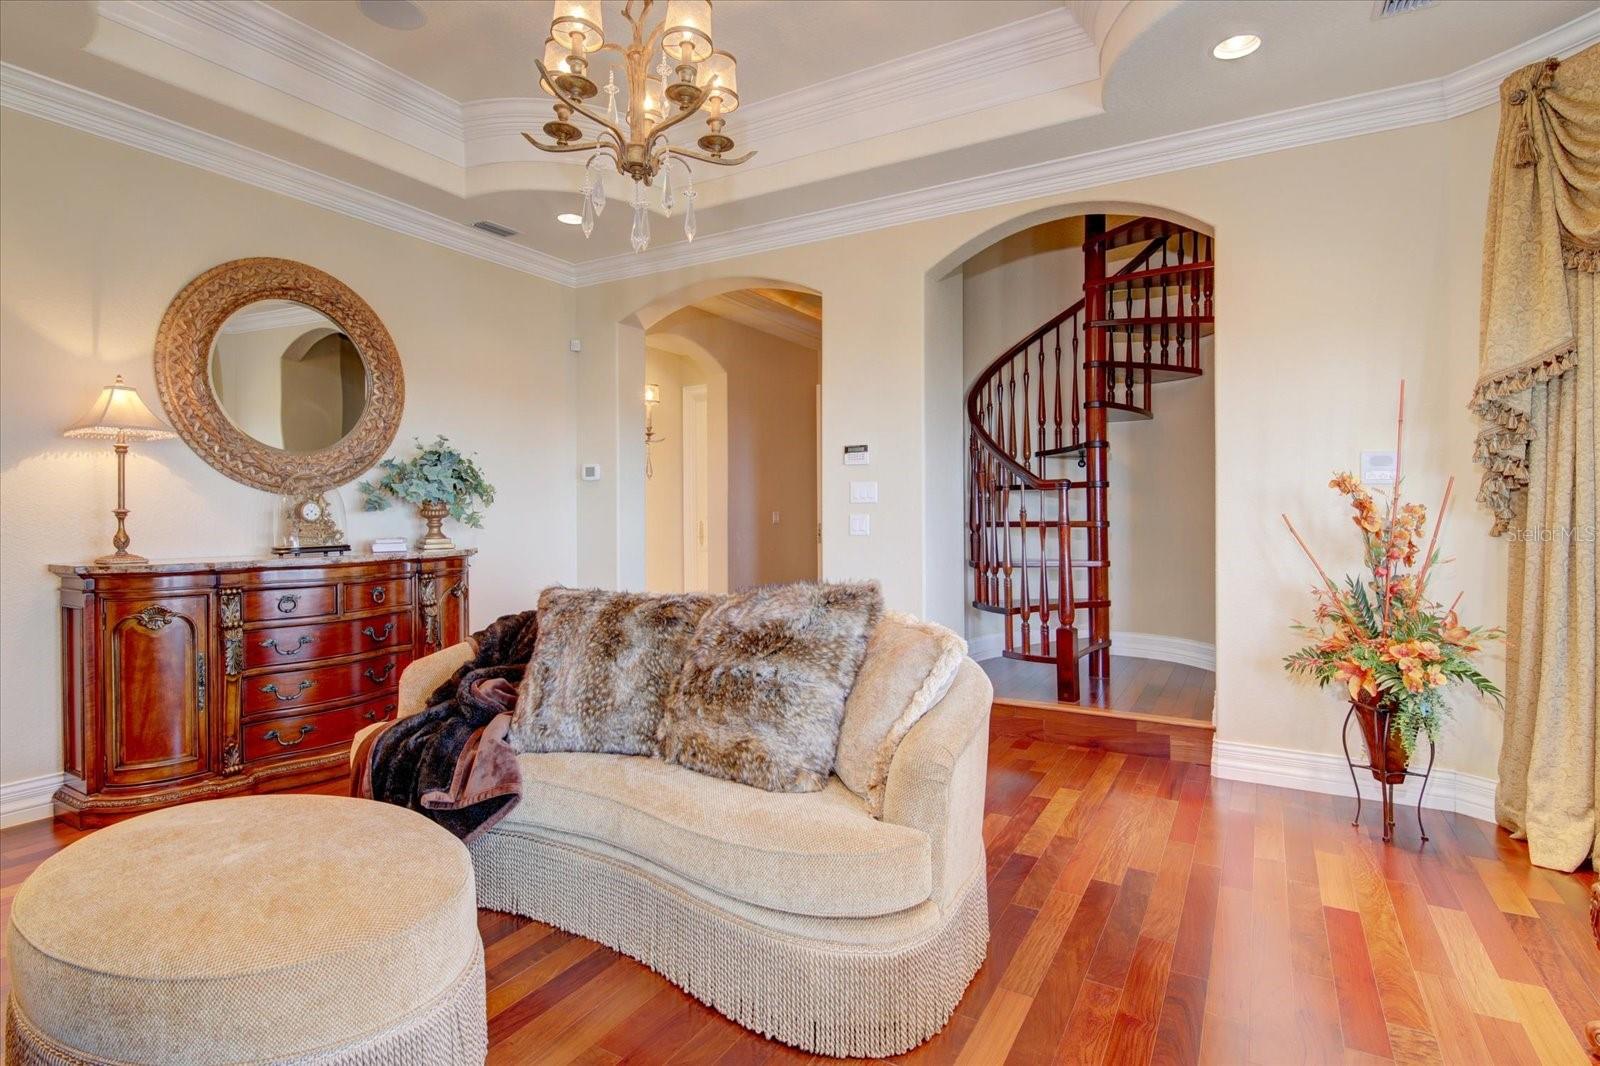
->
[1324,906,1393,1058]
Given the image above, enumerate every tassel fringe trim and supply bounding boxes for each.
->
[1565,242,1600,273]
[470,827,989,1059]
[1469,345,1577,536]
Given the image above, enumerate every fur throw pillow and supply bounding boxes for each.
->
[657,581,883,792]
[834,611,967,816]
[510,588,715,756]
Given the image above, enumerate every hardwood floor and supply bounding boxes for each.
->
[2,723,1595,1065]
[983,655,1215,723]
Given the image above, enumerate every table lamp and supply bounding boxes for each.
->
[63,374,177,565]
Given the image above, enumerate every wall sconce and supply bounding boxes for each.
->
[644,383,663,479]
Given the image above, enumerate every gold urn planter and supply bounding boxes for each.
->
[417,501,454,552]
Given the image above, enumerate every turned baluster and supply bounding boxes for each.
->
[1052,328,1064,450]
[1070,319,1081,447]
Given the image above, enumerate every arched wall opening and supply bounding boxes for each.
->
[922,199,1217,704]
[618,277,822,594]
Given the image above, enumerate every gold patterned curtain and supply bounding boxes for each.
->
[1480,46,1600,873]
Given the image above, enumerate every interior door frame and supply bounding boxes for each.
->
[681,383,710,592]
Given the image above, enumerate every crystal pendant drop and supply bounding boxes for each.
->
[661,165,674,217]
[580,187,595,237]
[630,183,650,252]
[683,188,697,242]
[590,173,606,216]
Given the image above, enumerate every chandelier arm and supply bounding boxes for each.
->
[664,144,758,167]
[521,133,608,154]
[535,58,629,145]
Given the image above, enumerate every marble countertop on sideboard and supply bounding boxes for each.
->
[49,548,476,577]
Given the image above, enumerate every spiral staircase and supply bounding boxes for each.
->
[967,215,1214,703]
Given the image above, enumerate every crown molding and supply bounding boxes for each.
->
[571,9,1600,285]
[0,63,576,285]
[95,0,464,163]
[90,1,1098,178]
[5,11,1595,290]
[733,9,1097,160]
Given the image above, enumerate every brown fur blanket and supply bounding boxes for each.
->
[352,610,538,842]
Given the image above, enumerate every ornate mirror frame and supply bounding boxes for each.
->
[153,257,404,492]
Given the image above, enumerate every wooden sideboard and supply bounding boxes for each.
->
[49,550,471,826]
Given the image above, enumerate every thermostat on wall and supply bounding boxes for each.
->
[581,464,602,481]
[1360,450,1396,485]
[843,444,870,466]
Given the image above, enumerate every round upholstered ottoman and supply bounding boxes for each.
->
[4,795,486,1065]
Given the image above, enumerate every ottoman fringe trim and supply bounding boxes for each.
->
[470,827,989,1059]
[3,946,487,1066]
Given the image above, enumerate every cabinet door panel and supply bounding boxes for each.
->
[103,596,210,786]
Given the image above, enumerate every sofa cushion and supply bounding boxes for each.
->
[658,581,882,792]
[510,587,715,757]
[835,611,967,816]
[501,752,932,918]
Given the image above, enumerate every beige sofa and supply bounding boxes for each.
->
[359,640,992,1058]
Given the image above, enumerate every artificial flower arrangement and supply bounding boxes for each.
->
[360,436,495,550]
[1281,383,1502,775]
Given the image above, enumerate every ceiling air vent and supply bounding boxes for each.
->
[1373,0,1437,18]
[471,220,518,238]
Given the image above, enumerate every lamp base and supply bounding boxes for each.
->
[93,549,148,567]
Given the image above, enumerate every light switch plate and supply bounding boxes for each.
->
[849,514,871,536]
[850,480,879,503]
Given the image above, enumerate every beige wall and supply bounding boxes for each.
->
[0,95,1516,795]
[960,218,1217,648]
[573,106,1509,781]
[0,110,579,790]
[649,307,820,591]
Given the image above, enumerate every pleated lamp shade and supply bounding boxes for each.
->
[63,375,176,442]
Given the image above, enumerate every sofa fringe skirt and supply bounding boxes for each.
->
[471,827,988,1059]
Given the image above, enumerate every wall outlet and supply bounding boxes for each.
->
[849,514,871,536]
[771,511,781,525]
[569,338,583,352]
[849,480,879,503]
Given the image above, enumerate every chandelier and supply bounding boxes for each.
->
[526,0,752,252]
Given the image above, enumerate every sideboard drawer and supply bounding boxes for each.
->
[242,585,337,624]
[242,650,411,718]
[246,611,413,670]
[242,695,398,763]
[344,577,411,613]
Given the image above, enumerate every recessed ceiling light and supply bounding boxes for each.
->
[358,0,426,31]
[1212,34,1262,60]
[556,213,585,226]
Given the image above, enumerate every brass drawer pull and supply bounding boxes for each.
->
[261,635,312,656]
[363,703,398,722]
[262,680,313,702]
[276,594,300,614]
[371,586,386,604]
[364,661,397,684]
[264,724,315,748]
[362,621,396,644]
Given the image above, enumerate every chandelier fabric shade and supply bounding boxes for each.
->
[700,50,739,112]
[662,1,714,62]
[551,0,604,51]
[526,0,753,252]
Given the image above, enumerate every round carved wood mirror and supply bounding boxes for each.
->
[153,258,404,492]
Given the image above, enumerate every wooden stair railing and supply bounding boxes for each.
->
[966,215,1214,702]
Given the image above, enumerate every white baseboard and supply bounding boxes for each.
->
[1211,739,1497,824]
[0,772,64,828]
[967,630,1216,671]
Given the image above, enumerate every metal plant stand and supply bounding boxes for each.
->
[1340,703,1436,844]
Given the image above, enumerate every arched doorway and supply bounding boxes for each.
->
[623,281,823,594]
[927,203,1217,716]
